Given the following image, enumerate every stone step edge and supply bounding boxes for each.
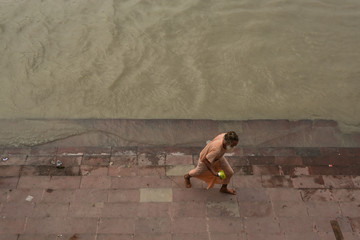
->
[1,147,360,157]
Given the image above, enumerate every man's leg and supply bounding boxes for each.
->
[220,184,236,195]
[184,173,192,188]
[185,161,215,189]
[219,157,236,195]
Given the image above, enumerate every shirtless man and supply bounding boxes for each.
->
[184,131,239,195]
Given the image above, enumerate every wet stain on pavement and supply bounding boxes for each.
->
[301,189,334,202]
[264,176,293,188]
[314,176,324,185]
[207,201,240,217]
[138,153,165,166]
[69,234,79,240]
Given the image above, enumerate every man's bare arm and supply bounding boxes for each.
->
[203,158,218,176]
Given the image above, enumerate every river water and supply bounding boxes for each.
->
[1,0,360,133]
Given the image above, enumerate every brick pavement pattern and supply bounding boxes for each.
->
[1,119,360,239]
[0,145,360,240]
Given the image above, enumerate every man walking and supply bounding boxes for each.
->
[184,131,239,195]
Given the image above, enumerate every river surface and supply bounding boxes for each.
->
[1,0,360,133]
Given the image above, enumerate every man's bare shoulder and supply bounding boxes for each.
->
[213,133,226,141]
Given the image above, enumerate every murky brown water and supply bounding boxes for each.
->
[1,0,360,132]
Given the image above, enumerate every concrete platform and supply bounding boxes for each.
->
[0,119,360,239]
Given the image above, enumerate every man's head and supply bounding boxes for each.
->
[223,131,239,151]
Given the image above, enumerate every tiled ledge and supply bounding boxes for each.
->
[1,146,360,157]
[1,119,359,148]
[1,147,360,179]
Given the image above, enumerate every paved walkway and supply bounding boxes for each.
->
[1,145,360,240]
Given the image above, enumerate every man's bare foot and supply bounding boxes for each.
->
[184,174,192,188]
[220,187,236,195]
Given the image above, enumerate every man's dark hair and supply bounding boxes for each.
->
[224,131,239,143]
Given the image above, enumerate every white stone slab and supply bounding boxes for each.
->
[140,188,172,202]
[166,165,194,176]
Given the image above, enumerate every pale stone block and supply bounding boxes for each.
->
[166,165,194,176]
[140,188,172,202]
[293,166,310,176]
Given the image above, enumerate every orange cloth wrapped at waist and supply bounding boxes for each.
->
[189,158,230,190]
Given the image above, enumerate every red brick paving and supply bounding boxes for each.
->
[1,120,360,239]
